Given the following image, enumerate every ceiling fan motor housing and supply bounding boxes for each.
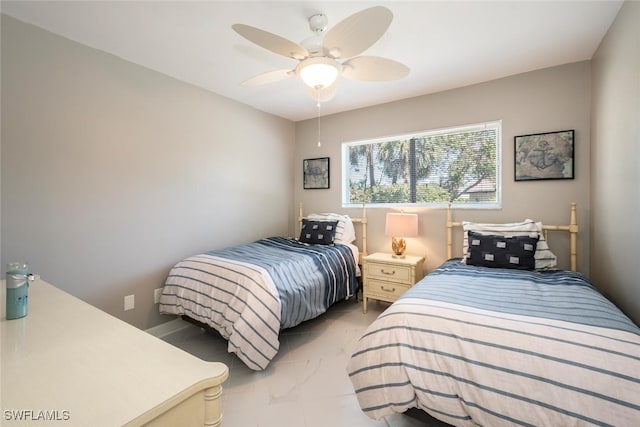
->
[302,13,328,56]
[301,35,323,56]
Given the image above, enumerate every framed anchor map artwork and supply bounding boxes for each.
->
[514,130,574,181]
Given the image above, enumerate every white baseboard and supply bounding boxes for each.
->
[146,318,191,338]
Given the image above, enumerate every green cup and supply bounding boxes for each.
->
[6,262,30,320]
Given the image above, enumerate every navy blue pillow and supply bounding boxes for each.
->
[299,220,339,245]
[466,231,538,270]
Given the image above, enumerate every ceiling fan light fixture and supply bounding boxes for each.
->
[306,79,339,103]
[297,57,340,90]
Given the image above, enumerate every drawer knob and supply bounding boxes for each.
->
[381,269,396,275]
[380,285,396,293]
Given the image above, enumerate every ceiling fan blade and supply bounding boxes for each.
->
[342,56,410,81]
[323,6,393,60]
[241,69,295,87]
[232,24,308,60]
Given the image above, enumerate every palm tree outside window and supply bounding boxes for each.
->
[343,121,501,208]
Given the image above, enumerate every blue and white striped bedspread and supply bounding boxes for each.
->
[160,237,357,370]
[348,260,640,426]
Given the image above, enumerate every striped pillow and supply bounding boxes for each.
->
[462,219,557,269]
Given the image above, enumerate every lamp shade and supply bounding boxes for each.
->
[385,213,418,237]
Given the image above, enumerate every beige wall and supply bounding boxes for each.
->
[295,62,591,274]
[590,1,640,324]
[1,15,295,329]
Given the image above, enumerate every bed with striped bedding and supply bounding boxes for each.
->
[160,237,358,370]
[347,259,640,426]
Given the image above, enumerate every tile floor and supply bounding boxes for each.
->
[161,299,448,427]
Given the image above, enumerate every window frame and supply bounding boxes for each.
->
[341,120,502,209]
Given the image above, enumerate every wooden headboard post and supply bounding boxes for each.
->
[540,202,579,271]
[358,203,368,258]
[570,202,578,271]
[298,203,304,236]
[446,203,462,260]
[446,203,579,271]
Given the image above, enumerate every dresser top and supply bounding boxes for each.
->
[1,279,228,426]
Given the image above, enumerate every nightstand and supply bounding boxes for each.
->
[362,252,425,313]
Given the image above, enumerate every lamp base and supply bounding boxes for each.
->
[391,237,407,258]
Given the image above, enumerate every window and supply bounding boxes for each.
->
[342,121,501,208]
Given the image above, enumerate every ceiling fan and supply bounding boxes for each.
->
[232,6,409,102]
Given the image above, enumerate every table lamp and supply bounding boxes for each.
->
[385,212,419,258]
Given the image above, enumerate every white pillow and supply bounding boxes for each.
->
[306,213,356,244]
[462,219,557,269]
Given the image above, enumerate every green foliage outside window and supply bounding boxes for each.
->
[344,121,501,207]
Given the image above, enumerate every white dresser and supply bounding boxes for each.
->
[1,279,228,426]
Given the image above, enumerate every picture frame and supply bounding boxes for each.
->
[303,157,330,189]
[514,130,575,181]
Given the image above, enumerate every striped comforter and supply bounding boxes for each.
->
[160,237,357,370]
[348,260,640,426]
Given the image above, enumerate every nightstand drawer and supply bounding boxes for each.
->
[365,279,411,300]
[366,262,412,283]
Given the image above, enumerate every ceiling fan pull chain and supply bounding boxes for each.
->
[316,95,322,148]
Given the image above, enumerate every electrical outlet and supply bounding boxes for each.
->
[154,288,163,304]
[124,294,135,311]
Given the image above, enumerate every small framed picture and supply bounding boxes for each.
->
[303,157,330,189]
[515,130,574,181]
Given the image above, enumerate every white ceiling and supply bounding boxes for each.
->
[1,1,623,122]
